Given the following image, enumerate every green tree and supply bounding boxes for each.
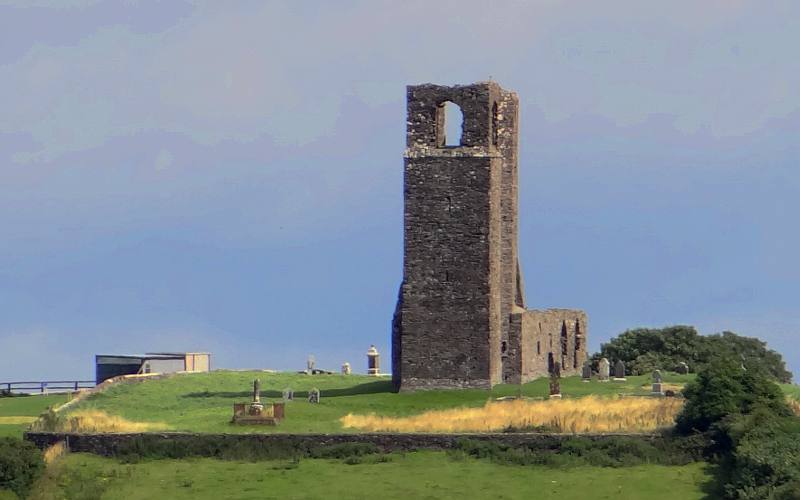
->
[593,326,792,382]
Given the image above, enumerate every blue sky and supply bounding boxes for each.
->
[1,1,799,380]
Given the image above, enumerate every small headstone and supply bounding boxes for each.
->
[341,362,351,375]
[282,387,294,401]
[675,362,689,374]
[307,355,316,374]
[613,360,626,380]
[581,361,592,382]
[308,388,320,404]
[598,358,611,382]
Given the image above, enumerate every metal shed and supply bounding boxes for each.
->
[94,352,211,383]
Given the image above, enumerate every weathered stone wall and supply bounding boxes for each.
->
[392,82,588,390]
[512,309,588,383]
[25,431,662,456]
[394,83,506,391]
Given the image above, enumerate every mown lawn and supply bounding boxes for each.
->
[28,452,712,500]
[66,371,695,434]
[0,395,68,438]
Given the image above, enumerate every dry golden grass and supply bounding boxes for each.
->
[640,383,684,393]
[341,396,684,433]
[56,410,167,433]
[43,441,68,465]
[788,397,800,417]
[0,416,37,424]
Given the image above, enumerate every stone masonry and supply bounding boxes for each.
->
[392,82,587,391]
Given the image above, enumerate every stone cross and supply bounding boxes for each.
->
[652,369,664,395]
[652,369,663,384]
[598,358,610,381]
[613,360,626,379]
[252,379,261,403]
[307,355,316,374]
[308,388,320,404]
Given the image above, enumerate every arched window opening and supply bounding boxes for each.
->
[441,101,463,146]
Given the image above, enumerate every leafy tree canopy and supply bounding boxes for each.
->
[591,326,792,383]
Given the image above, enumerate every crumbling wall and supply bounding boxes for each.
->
[511,309,588,382]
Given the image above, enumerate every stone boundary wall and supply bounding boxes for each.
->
[25,431,662,456]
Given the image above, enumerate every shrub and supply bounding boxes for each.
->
[0,438,45,498]
[449,435,704,468]
[720,410,800,499]
[676,359,791,436]
[114,435,382,465]
[308,443,379,459]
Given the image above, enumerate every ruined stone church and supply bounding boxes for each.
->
[392,82,588,391]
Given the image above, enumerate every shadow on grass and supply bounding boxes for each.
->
[700,463,726,500]
[182,380,394,400]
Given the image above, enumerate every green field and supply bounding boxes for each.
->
[25,452,711,500]
[0,395,68,438]
[783,383,800,400]
[65,371,695,434]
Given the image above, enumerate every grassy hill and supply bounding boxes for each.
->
[0,395,68,438]
[61,371,696,434]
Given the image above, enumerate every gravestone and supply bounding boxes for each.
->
[676,362,689,374]
[581,361,592,382]
[232,379,283,425]
[308,388,320,404]
[598,358,611,382]
[651,369,663,395]
[549,361,562,399]
[307,355,316,374]
[613,360,626,381]
[282,388,294,401]
[341,362,351,375]
[249,379,264,414]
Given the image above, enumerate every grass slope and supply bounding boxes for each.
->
[0,395,67,438]
[30,452,711,500]
[783,383,800,400]
[68,371,695,434]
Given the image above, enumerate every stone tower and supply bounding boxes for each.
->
[392,82,588,391]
